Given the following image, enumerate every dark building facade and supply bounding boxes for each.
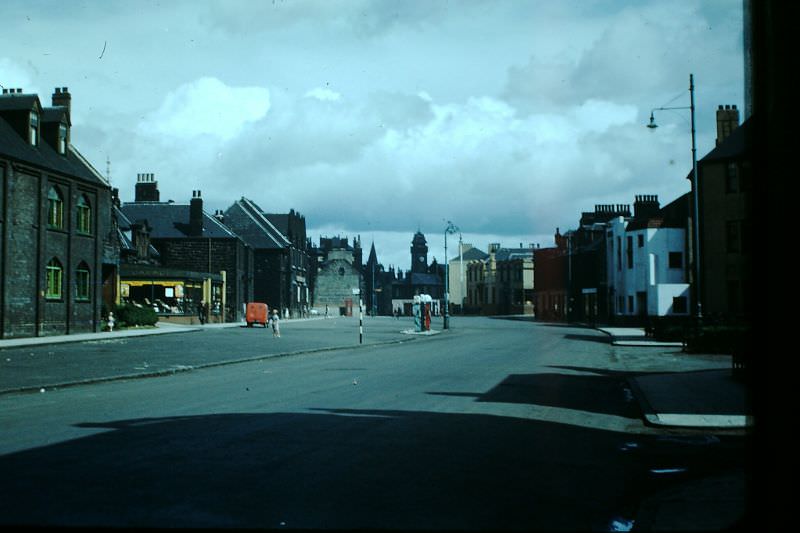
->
[694,107,752,321]
[1,87,116,338]
[121,177,253,322]
[222,199,310,317]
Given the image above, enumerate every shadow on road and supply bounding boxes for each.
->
[428,369,643,419]
[0,405,747,530]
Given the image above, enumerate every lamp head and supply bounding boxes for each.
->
[647,112,658,129]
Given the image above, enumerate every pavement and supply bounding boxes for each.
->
[1,320,755,531]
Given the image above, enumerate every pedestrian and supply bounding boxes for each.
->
[197,300,206,325]
[270,309,281,338]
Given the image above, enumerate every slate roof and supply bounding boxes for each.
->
[625,192,690,232]
[0,94,105,187]
[699,116,752,163]
[120,202,240,240]
[223,198,291,249]
[449,247,489,263]
[495,248,535,262]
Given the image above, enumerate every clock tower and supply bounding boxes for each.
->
[410,231,428,274]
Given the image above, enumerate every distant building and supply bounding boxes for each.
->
[466,243,534,315]
[1,86,116,338]
[313,236,364,316]
[447,243,488,313]
[389,231,443,316]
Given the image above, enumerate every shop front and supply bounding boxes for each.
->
[119,264,226,324]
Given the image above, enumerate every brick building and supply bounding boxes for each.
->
[222,198,311,317]
[1,87,116,338]
[120,176,253,322]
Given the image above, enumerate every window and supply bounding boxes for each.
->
[29,110,39,146]
[58,123,68,154]
[672,296,688,314]
[627,295,634,314]
[637,234,644,248]
[76,195,92,234]
[75,263,91,301]
[726,221,741,253]
[725,162,739,193]
[46,258,63,300]
[626,236,633,269]
[668,252,683,269]
[47,187,64,229]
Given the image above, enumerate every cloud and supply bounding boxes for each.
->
[142,77,271,142]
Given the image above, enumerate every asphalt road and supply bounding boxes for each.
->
[0,317,746,530]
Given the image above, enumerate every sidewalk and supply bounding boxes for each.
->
[598,327,752,430]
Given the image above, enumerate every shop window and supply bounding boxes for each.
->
[76,194,92,234]
[75,263,91,301]
[47,186,64,229]
[46,258,63,300]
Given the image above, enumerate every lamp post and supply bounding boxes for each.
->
[647,73,702,321]
[443,220,459,329]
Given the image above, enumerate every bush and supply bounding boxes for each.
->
[113,303,158,327]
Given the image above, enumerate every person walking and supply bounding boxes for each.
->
[270,309,281,338]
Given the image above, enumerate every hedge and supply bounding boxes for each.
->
[113,303,158,327]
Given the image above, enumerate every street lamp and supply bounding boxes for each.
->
[443,220,459,329]
[647,73,702,321]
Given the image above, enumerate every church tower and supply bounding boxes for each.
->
[410,231,428,274]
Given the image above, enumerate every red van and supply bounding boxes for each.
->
[246,302,269,328]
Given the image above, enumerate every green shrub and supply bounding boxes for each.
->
[113,303,158,327]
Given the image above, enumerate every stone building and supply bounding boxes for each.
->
[120,177,253,322]
[1,86,116,338]
[313,236,363,315]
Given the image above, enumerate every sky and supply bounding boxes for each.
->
[1,0,745,271]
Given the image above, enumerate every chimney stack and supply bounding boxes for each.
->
[189,190,204,236]
[633,194,660,219]
[716,104,740,146]
[134,173,160,202]
[52,87,71,118]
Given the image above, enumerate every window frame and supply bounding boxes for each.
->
[75,264,91,302]
[47,186,64,230]
[76,194,92,234]
[45,258,63,300]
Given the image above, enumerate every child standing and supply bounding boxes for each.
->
[270,309,281,338]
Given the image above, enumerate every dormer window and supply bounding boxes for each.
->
[29,110,39,146]
[58,123,67,154]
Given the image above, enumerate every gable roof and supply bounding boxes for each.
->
[120,202,240,239]
[450,247,489,263]
[0,95,107,188]
[625,192,690,232]
[699,116,752,164]
[223,198,291,249]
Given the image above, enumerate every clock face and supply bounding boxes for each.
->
[418,256,425,262]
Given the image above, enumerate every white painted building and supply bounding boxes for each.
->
[606,194,691,318]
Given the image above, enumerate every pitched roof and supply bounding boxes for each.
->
[223,198,291,249]
[120,202,240,239]
[495,248,535,262]
[625,192,690,231]
[0,97,107,188]
[699,116,752,164]
[450,247,489,262]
